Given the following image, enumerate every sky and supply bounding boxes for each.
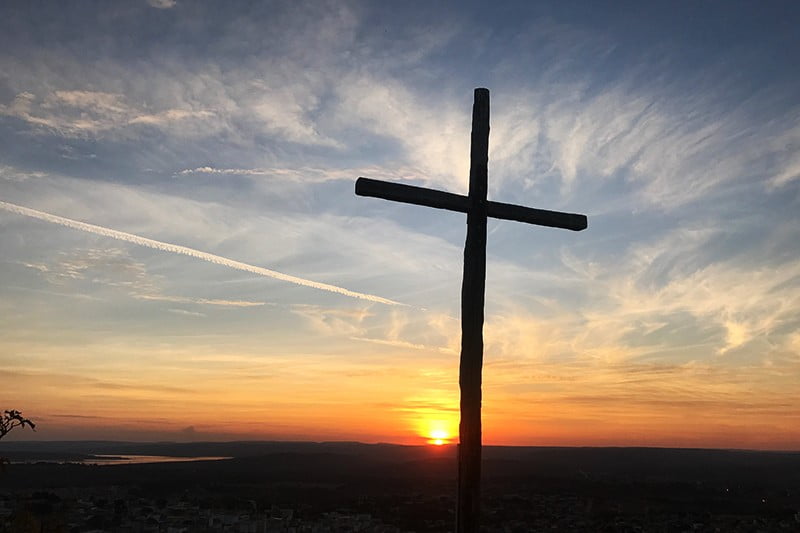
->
[1,1,799,449]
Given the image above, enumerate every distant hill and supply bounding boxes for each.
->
[2,440,799,490]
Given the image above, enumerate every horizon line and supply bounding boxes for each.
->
[2,438,798,453]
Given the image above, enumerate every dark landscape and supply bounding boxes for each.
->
[1,441,799,531]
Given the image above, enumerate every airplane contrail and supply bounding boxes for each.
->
[0,199,402,306]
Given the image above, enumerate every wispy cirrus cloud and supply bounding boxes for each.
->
[599,226,800,356]
[175,165,427,185]
[489,77,800,211]
[136,294,267,308]
[168,308,205,317]
[0,90,215,138]
[147,0,176,8]
[16,247,266,309]
[351,336,456,355]
[0,165,48,182]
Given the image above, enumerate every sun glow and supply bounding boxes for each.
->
[429,429,448,445]
[426,424,453,446]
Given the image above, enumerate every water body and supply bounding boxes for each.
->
[84,455,231,466]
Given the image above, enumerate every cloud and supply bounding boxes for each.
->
[175,165,353,183]
[1,2,796,210]
[392,399,458,414]
[16,247,269,308]
[350,336,456,355]
[168,308,206,317]
[49,413,106,419]
[0,199,402,306]
[287,302,459,356]
[0,4,365,149]
[610,228,800,355]
[3,370,194,396]
[136,294,267,308]
[767,125,800,188]
[147,0,176,8]
[0,90,214,138]
[242,79,341,147]
[177,166,278,178]
[331,74,471,193]
[175,165,426,185]
[0,165,48,182]
[488,77,800,210]
[290,304,372,336]
[522,225,800,362]
[44,247,155,288]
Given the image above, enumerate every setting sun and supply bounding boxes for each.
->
[427,427,452,446]
[414,413,457,446]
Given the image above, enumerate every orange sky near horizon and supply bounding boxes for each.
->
[5,326,798,450]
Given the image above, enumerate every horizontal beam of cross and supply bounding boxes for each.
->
[356,177,587,231]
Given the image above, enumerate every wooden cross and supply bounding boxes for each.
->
[355,88,587,533]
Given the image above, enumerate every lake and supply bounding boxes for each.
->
[84,454,231,466]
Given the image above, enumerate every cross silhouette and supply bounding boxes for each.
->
[355,88,587,532]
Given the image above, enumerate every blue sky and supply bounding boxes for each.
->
[1,1,799,447]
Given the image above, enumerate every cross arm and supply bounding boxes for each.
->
[486,200,587,231]
[356,177,587,231]
[356,177,469,213]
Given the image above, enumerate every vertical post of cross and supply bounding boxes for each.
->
[457,87,489,533]
[354,87,586,532]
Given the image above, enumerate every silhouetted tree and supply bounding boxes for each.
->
[1,410,35,439]
[0,410,36,471]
